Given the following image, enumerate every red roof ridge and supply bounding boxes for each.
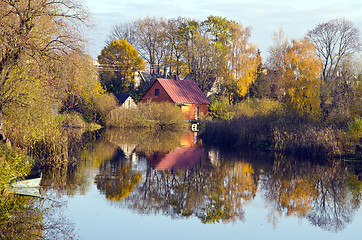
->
[156,78,210,104]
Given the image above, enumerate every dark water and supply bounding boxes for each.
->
[38,129,362,239]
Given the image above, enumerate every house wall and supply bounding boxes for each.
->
[139,81,173,103]
[180,104,209,120]
[120,97,137,109]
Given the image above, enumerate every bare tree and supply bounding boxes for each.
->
[0,0,88,142]
[307,18,361,82]
[107,21,138,46]
[163,17,188,77]
[266,28,289,100]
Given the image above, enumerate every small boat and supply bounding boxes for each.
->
[10,173,42,197]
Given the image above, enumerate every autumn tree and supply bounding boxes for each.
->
[107,16,260,96]
[224,22,260,102]
[186,33,222,92]
[98,39,145,94]
[203,15,232,46]
[0,0,87,142]
[267,29,322,118]
[283,39,322,118]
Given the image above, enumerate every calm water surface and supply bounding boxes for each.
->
[40,129,362,239]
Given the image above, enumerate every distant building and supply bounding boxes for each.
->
[114,94,137,109]
[139,78,210,121]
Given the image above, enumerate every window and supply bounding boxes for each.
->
[155,89,159,96]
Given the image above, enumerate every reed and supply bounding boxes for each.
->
[202,113,345,159]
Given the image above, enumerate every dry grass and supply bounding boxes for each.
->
[106,101,188,131]
[273,125,343,158]
[202,113,345,159]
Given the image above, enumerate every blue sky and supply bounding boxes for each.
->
[83,0,362,59]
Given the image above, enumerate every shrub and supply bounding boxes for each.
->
[106,102,188,131]
[82,92,119,125]
[59,113,87,128]
[347,117,362,144]
[209,97,235,120]
[209,98,283,121]
[234,98,283,117]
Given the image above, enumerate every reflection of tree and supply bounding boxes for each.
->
[41,129,108,196]
[120,160,257,224]
[95,149,142,201]
[261,155,360,232]
[0,194,77,239]
[307,161,354,232]
[0,195,42,239]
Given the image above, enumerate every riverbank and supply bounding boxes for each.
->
[201,114,361,160]
[201,98,361,160]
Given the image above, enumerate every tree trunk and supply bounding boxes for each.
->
[0,110,10,147]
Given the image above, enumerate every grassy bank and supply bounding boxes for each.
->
[201,98,360,159]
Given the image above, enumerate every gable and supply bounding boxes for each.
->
[114,94,132,105]
[139,80,174,103]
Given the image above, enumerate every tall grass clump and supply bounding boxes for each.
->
[106,101,188,131]
[0,144,32,191]
[273,124,344,158]
[5,108,68,167]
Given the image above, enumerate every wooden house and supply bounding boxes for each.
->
[139,78,210,120]
[114,94,137,109]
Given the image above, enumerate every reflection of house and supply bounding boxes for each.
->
[139,78,210,120]
[147,132,206,171]
[114,94,136,109]
[117,143,137,159]
[154,147,204,171]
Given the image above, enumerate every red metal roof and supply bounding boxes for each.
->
[157,78,210,104]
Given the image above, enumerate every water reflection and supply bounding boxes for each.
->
[260,155,360,232]
[0,193,77,239]
[39,128,362,232]
[95,149,142,201]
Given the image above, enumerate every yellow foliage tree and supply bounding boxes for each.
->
[224,22,260,102]
[98,39,145,94]
[283,39,322,118]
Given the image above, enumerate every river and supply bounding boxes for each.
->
[18,129,362,239]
